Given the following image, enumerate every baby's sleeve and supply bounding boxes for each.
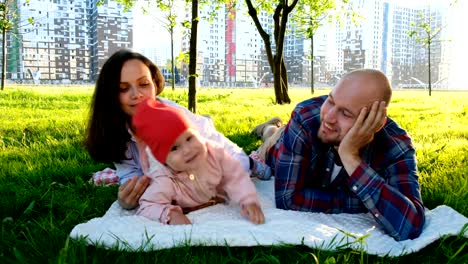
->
[136,175,182,224]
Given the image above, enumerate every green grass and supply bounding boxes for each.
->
[0,85,467,263]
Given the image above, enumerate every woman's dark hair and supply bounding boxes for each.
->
[84,49,165,163]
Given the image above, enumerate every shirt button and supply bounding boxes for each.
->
[374,213,379,217]
[326,168,330,172]
[352,186,358,191]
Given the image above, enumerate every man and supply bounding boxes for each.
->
[252,69,425,241]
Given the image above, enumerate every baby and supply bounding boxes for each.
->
[132,99,265,225]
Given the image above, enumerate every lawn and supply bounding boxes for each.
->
[0,85,467,263]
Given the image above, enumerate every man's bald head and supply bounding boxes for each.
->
[339,69,392,106]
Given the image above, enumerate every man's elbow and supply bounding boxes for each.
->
[275,196,288,210]
[395,209,426,241]
[407,210,426,240]
[275,191,303,211]
[275,193,294,210]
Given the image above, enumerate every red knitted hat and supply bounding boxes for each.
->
[132,99,193,163]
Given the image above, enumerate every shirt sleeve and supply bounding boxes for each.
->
[347,151,425,241]
[274,109,320,210]
[159,97,250,172]
[216,146,259,207]
[114,141,143,185]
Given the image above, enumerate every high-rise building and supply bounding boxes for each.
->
[180,1,272,87]
[5,0,132,83]
[180,3,226,86]
[389,2,443,88]
[234,4,271,87]
[88,0,133,80]
[3,0,460,89]
[335,0,386,74]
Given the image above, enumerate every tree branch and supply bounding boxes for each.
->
[245,0,274,71]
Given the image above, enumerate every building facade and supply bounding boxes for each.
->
[2,0,460,89]
[4,0,132,84]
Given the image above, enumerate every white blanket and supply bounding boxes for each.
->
[70,179,467,257]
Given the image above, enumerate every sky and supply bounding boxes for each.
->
[442,0,468,89]
[389,0,446,8]
[132,1,184,64]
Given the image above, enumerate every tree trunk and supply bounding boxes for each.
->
[273,55,281,103]
[170,28,175,91]
[188,0,199,113]
[428,41,431,96]
[245,0,299,105]
[1,24,6,91]
[310,34,314,94]
[272,55,291,104]
[280,56,290,103]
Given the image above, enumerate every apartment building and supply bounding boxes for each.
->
[3,0,458,89]
[180,1,272,87]
[5,0,132,83]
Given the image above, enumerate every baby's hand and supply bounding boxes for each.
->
[241,203,265,224]
[168,210,192,225]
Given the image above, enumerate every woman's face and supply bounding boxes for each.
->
[119,59,157,116]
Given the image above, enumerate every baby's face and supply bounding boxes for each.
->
[165,129,207,172]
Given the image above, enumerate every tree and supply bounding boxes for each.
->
[117,0,179,91]
[174,65,180,83]
[182,0,228,112]
[0,0,34,90]
[187,0,199,112]
[408,0,460,96]
[244,0,301,104]
[164,1,177,91]
[0,0,16,91]
[408,10,442,96]
[292,0,349,94]
[142,0,179,91]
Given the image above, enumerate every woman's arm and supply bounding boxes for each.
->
[159,98,250,172]
[114,140,150,209]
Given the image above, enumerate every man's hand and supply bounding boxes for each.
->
[118,175,151,209]
[338,101,387,175]
[168,210,192,225]
[241,203,265,224]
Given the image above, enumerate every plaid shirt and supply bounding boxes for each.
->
[266,96,425,241]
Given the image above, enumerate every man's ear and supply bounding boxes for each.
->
[376,116,387,132]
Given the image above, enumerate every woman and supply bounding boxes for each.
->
[85,49,267,209]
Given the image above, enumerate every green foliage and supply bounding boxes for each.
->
[0,86,467,263]
[407,11,442,47]
[293,0,340,38]
[177,51,190,65]
[113,0,135,12]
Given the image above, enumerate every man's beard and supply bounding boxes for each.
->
[317,126,341,146]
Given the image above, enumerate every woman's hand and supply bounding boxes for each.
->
[168,210,192,225]
[117,175,151,209]
[241,203,265,224]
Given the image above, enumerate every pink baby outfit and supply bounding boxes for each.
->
[132,99,260,224]
[137,139,260,223]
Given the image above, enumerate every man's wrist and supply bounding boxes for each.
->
[340,154,362,176]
